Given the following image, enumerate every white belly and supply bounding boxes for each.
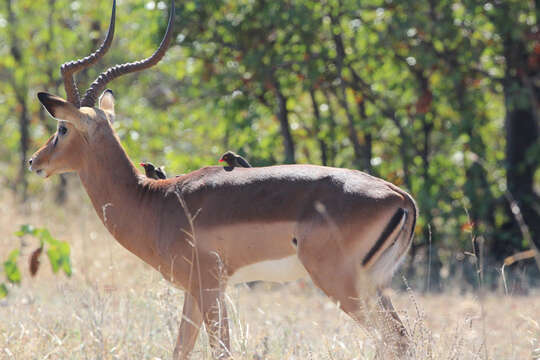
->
[228,255,309,284]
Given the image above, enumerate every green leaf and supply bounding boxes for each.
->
[37,228,57,245]
[14,224,36,237]
[62,259,72,277]
[59,241,72,277]
[7,249,19,263]
[4,249,21,284]
[13,226,71,277]
[0,283,7,299]
[46,246,61,274]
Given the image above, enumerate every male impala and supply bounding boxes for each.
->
[29,1,417,358]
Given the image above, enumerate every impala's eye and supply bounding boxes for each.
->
[58,125,67,135]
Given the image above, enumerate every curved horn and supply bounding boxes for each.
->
[61,0,116,108]
[80,0,175,108]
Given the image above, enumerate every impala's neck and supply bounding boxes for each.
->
[77,127,160,266]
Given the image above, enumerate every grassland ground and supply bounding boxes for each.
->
[0,189,538,359]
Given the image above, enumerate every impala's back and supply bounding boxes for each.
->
[167,164,417,287]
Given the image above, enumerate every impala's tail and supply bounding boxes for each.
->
[365,192,417,286]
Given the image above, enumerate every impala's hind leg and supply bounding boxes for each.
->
[296,243,369,321]
[378,291,410,354]
[296,233,409,356]
[378,291,407,337]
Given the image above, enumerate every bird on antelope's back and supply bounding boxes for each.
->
[219,151,252,168]
[140,162,167,179]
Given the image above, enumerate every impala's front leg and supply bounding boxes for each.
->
[174,292,203,360]
[174,282,230,359]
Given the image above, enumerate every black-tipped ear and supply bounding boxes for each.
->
[99,89,115,114]
[38,92,67,118]
[37,92,88,131]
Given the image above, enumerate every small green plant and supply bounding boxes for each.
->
[0,225,71,298]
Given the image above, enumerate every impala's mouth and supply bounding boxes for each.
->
[36,169,47,178]
[29,165,47,178]
[28,159,48,178]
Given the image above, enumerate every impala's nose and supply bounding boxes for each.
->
[28,157,33,171]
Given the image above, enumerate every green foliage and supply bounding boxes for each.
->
[0,225,71,299]
[3,249,21,284]
[15,225,72,277]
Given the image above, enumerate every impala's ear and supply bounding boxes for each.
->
[99,89,115,115]
[37,92,89,132]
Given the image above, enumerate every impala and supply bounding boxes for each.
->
[28,1,417,358]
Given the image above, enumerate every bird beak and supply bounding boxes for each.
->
[219,159,224,162]
[139,162,145,167]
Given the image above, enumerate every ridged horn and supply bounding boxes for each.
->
[80,0,175,108]
[60,0,116,108]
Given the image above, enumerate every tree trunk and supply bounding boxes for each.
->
[503,35,540,249]
[43,0,69,204]
[17,97,29,200]
[338,87,363,169]
[504,101,540,247]
[356,101,372,174]
[455,82,499,264]
[323,90,338,166]
[272,76,295,164]
[420,114,442,291]
[7,0,29,200]
[331,28,364,170]
[309,88,328,166]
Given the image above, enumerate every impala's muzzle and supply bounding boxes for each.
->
[28,156,47,178]
[28,137,54,178]
[27,157,35,172]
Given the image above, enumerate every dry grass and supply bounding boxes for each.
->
[0,188,539,359]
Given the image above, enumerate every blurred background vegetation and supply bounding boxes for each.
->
[0,0,538,291]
